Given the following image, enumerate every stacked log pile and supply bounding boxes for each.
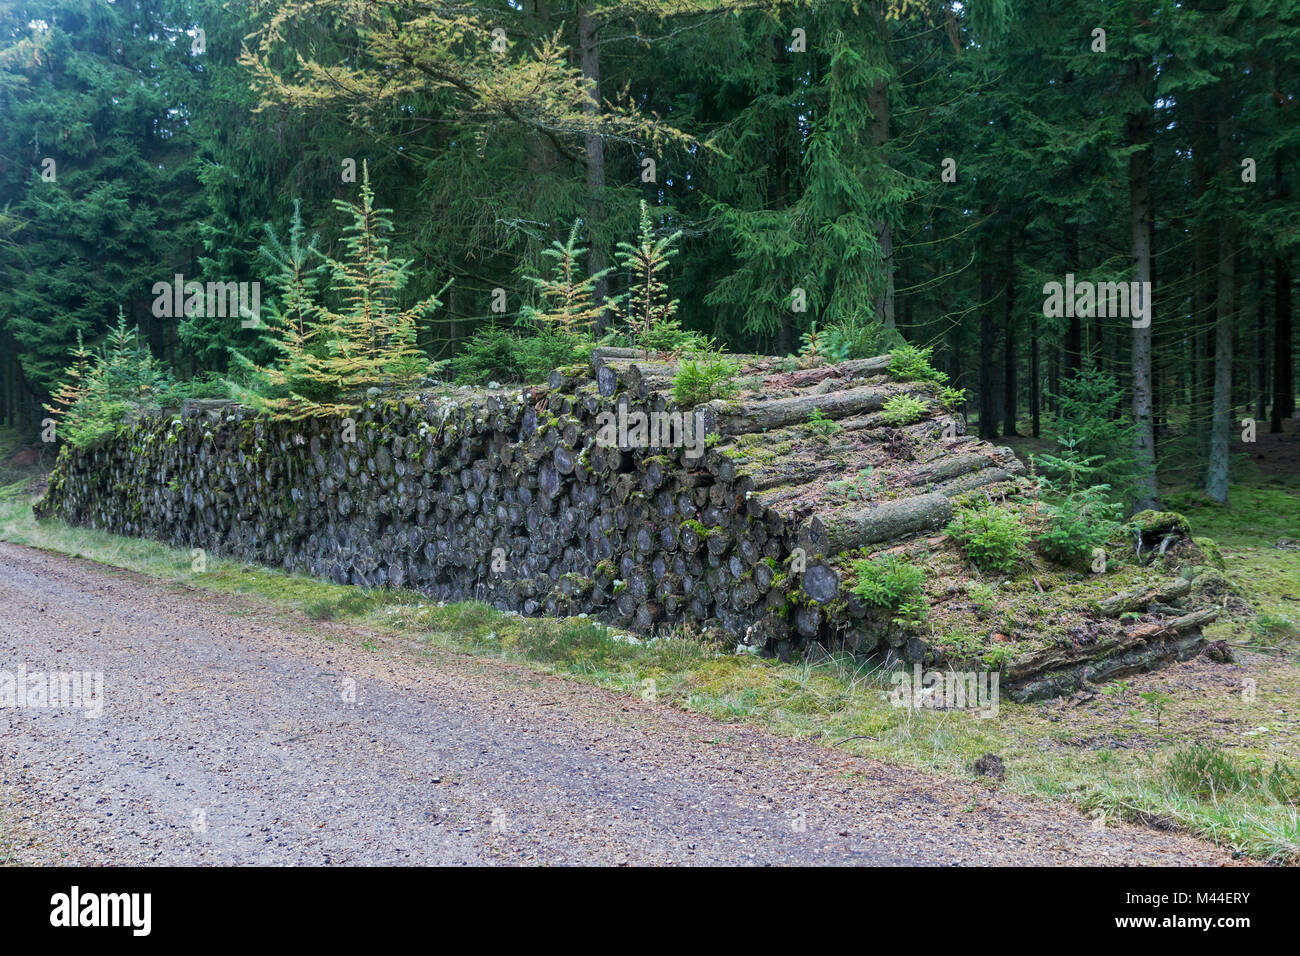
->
[36,349,1220,700]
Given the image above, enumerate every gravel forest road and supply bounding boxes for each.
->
[0,542,1235,866]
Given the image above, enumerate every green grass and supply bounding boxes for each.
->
[0,426,54,492]
[1163,483,1300,648]
[2,492,1298,863]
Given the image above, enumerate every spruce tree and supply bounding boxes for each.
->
[521,221,612,339]
[612,201,682,351]
[233,164,447,416]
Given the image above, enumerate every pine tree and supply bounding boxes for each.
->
[0,0,202,413]
[227,201,325,412]
[233,164,448,416]
[521,221,612,339]
[45,311,174,447]
[314,162,444,393]
[43,331,93,423]
[612,201,682,351]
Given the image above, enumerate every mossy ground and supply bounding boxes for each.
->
[828,506,1201,674]
[1163,484,1300,646]
[0,427,54,496]
[2,468,1298,862]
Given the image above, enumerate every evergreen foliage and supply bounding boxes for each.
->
[849,553,928,624]
[672,345,738,407]
[230,165,446,416]
[1,0,1297,512]
[611,201,683,352]
[522,221,612,339]
[46,313,175,448]
[946,501,1032,575]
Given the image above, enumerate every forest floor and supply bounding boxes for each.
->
[0,428,1296,863]
[0,427,53,497]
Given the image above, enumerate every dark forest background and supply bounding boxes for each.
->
[1,0,1297,509]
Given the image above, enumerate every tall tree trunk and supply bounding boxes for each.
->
[1206,100,1235,504]
[1031,306,1041,437]
[1128,60,1160,512]
[1273,254,1294,432]
[1092,308,1104,373]
[978,233,998,439]
[1048,344,1059,414]
[773,32,794,355]
[868,3,894,328]
[1,335,9,427]
[1002,235,1019,435]
[1270,63,1294,432]
[1256,259,1270,421]
[1192,93,1214,465]
[1063,221,1082,379]
[1,339,9,428]
[578,6,608,323]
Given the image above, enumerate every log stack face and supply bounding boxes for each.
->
[35,351,1214,700]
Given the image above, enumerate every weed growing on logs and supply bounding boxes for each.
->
[946,501,1031,575]
[849,553,928,624]
[882,393,928,427]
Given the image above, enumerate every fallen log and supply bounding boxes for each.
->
[798,493,954,557]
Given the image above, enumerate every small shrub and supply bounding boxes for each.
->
[946,501,1031,574]
[982,644,1016,669]
[1048,369,1139,500]
[937,386,967,411]
[611,199,682,351]
[1164,744,1239,798]
[45,314,176,449]
[882,393,928,427]
[1251,612,1298,641]
[1033,440,1126,569]
[819,314,904,362]
[964,580,996,610]
[807,406,842,435]
[1036,484,1125,569]
[798,322,827,366]
[450,325,584,385]
[1138,689,1172,730]
[828,467,875,500]
[1163,744,1300,803]
[936,628,985,656]
[303,599,336,621]
[850,554,928,623]
[673,346,738,406]
[170,372,231,401]
[522,219,611,338]
[640,321,711,355]
[888,343,947,384]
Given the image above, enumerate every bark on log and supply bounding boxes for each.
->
[798,493,953,557]
[707,386,889,435]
